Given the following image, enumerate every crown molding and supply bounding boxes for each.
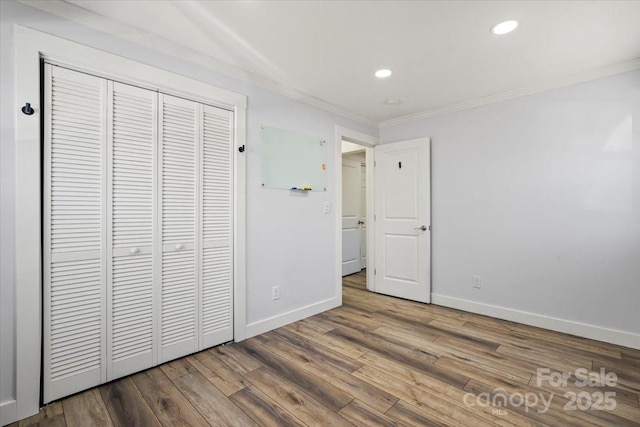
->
[18,0,377,128]
[18,0,640,131]
[379,57,640,128]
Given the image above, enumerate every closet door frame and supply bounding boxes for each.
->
[14,27,247,421]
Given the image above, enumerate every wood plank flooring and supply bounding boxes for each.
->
[13,270,640,426]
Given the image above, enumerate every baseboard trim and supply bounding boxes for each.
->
[431,294,640,350]
[244,297,340,339]
[1,400,17,426]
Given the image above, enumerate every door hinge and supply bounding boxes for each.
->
[374,161,376,167]
[374,269,376,275]
[429,225,431,231]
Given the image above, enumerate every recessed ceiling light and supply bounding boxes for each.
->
[491,20,518,35]
[375,69,392,79]
[385,99,402,105]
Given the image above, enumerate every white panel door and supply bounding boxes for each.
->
[200,105,234,348]
[342,158,361,276]
[360,162,367,270]
[159,94,199,362]
[374,138,431,302]
[107,81,158,379]
[43,65,108,402]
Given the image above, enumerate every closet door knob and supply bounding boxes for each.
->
[130,247,140,255]
[175,244,184,250]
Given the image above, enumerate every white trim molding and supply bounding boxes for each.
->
[432,294,640,350]
[15,24,43,423]
[233,106,248,342]
[245,297,340,339]
[0,400,17,426]
[336,126,379,147]
[380,58,640,128]
[14,25,247,421]
[18,0,640,131]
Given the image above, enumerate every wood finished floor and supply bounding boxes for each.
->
[13,270,640,426]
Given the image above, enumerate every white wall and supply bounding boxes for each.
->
[381,70,640,342]
[0,0,376,404]
[0,1,17,406]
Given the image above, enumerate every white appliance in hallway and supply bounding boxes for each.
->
[341,151,366,276]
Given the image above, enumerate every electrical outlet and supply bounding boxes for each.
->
[472,275,482,289]
[272,286,280,300]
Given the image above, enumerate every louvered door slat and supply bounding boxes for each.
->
[200,105,234,348]
[108,82,157,379]
[159,94,198,362]
[44,65,107,403]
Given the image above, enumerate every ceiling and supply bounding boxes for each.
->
[37,1,640,125]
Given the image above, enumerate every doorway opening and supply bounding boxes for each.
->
[341,141,368,291]
[334,126,380,301]
[334,127,431,305]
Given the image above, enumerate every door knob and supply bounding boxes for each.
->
[175,244,184,250]
[358,220,365,225]
[414,225,427,231]
[129,247,140,255]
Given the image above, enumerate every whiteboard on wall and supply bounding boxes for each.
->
[261,126,327,191]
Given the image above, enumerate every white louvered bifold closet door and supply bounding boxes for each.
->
[43,65,108,402]
[107,82,158,379]
[200,105,234,347]
[44,67,235,402]
[159,94,199,362]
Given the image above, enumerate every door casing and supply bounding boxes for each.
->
[334,127,378,302]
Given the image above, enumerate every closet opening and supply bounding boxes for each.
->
[14,28,247,418]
